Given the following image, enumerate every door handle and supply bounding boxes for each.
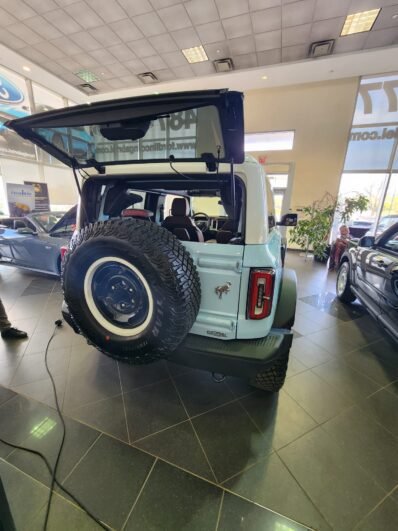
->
[374,258,387,267]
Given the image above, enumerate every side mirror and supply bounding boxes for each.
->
[277,213,297,227]
[359,235,375,248]
[17,227,37,235]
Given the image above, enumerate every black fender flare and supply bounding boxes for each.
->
[272,268,297,330]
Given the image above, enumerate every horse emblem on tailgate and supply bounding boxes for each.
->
[215,282,232,299]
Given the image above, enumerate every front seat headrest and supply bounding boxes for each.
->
[171,198,189,216]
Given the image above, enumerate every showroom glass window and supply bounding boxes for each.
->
[337,73,398,237]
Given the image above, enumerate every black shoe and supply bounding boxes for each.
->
[1,327,28,340]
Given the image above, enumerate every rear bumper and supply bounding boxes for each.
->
[170,329,293,379]
[62,300,293,378]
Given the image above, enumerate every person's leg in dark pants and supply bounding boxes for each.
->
[0,298,28,340]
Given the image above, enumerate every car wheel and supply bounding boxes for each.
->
[62,219,201,364]
[249,353,289,392]
[336,261,356,303]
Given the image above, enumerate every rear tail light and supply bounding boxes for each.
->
[60,246,68,260]
[247,269,275,320]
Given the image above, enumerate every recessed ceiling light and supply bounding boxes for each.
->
[75,69,100,83]
[261,75,268,80]
[341,9,380,36]
[392,13,398,19]
[22,66,31,72]
[182,45,208,64]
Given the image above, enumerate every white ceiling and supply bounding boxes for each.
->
[0,0,397,96]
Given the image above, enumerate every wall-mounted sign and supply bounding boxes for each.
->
[6,183,35,216]
[24,181,50,212]
[0,74,24,104]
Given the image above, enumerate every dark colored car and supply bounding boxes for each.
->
[0,207,76,276]
[336,222,398,342]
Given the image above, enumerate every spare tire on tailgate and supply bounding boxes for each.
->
[62,219,201,364]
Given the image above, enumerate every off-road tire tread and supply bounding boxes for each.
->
[249,353,289,392]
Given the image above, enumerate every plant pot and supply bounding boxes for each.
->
[314,244,331,263]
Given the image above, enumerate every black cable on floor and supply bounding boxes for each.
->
[0,321,107,531]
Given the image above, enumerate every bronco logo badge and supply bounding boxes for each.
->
[215,282,231,299]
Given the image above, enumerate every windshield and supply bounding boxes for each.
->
[31,212,65,232]
[31,105,225,165]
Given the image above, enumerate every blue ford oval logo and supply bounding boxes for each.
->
[0,74,24,104]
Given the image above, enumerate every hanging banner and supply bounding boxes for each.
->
[6,183,35,216]
[24,181,50,212]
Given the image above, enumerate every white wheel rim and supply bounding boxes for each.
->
[83,256,154,337]
[337,265,348,296]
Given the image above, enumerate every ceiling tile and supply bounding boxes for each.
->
[191,61,215,75]
[111,19,144,42]
[281,43,308,61]
[34,41,65,59]
[125,58,147,73]
[44,9,83,35]
[364,27,398,48]
[107,78,126,89]
[86,0,127,23]
[59,56,82,72]
[158,5,192,31]
[257,47,282,64]
[255,29,281,50]
[0,28,26,49]
[282,0,315,27]
[349,0,395,12]
[215,0,249,18]
[24,0,58,13]
[18,46,48,64]
[149,33,179,52]
[72,52,99,68]
[89,26,122,47]
[228,35,256,54]
[1,0,35,21]
[234,52,258,68]
[25,16,63,40]
[334,33,367,53]
[119,74,142,86]
[54,0,79,6]
[161,50,187,67]
[171,27,202,47]
[314,0,349,21]
[310,17,345,41]
[90,48,119,65]
[0,7,17,26]
[222,14,252,39]
[249,0,281,9]
[144,55,168,70]
[152,68,175,81]
[150,0,184,8]
[68,31,102,51]
[65,2,104,30]
[373,5,398,30]
[7,23,43,45]
[184,0,220,24]
[282,23,311,46]
[127,39,157,57]
[90,66,115,80]
[251,6,282,33]
[107,61,131,76]
[40,60,68,76]
[196,21,226,44]
[134,12,167,37]
[51,36,83,56]
[204,40,231,59]
[173,64,195,78]
[108,43,137,62]
[91,80,112,92]
[117,0,153,16]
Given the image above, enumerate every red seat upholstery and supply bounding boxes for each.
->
[121,208,153,219]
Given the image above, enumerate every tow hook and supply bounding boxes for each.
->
[212,372,226,383]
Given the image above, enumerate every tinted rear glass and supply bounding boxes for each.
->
[32,105,225,165]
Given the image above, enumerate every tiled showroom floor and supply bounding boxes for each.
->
[0,251,397,530]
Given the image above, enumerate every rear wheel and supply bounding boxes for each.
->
[62,219,201,364]
[249,354,289,392]
[336,261,356,303]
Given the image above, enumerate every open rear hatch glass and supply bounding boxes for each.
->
[6,90,244,170]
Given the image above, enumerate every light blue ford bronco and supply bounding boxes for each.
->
[7,89,297,392]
